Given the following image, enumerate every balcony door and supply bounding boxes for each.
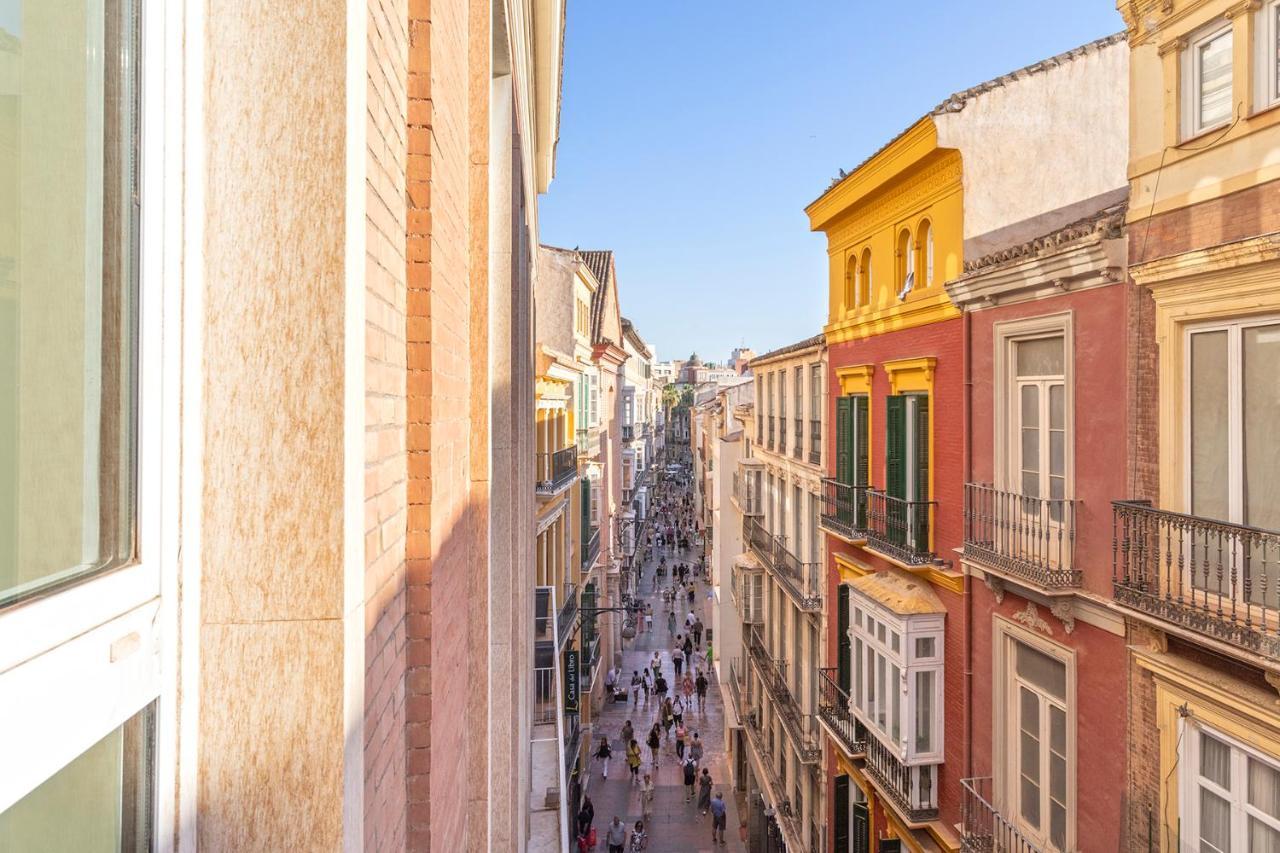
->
[1186,319,1280,608]
[885,394,928,552]
[1009,335,1069,567]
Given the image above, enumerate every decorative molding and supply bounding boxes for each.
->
[1156,35,1188,57]
[1224,0,1261,20]
[1266,672,1280,704]
[835,364,875,395]
[984,574,1005,604]
[1011,601,1053,636]
[824,157,964,248]
[1133,232,1280,291]
[1050,600,1076,634]
[883,356,937,395]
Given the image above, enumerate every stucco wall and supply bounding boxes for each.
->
[935,39,1129,251]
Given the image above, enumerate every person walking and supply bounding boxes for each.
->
[709,792,727,845]
[640,773,655,819]
[626,739,642,782]
[682,756,697,803]
[577,795,595,839]
[674,721,687,760]
[621,720,634,747]
[644,604,653,633]
[666,610,676,635]
[692,617,704,648]
[697,768,713,815]
[705,641,714,670]
[650,652,661,681]
[630,671,642,706]
[646,725,661,768]
[605,816,627,853]
[672,695,685,727]
[629,820,647,851]
[682,671,694,704]
[641,669,652,704]
[695,671,708,711]
[654,673,668,701]
[661,698,674,740]
[689,732,704,766]
[672,644,684,677]
[594,736,612,779]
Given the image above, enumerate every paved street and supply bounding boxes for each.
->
[581,528,746,851]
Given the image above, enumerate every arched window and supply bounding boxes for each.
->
[918,220,934,288]
[897,229,914,299]
[844,254,857,311]
[858,248,872,306]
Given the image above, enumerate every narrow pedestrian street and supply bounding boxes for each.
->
[580,469,747,852]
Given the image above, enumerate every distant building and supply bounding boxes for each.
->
[729,346,756,375]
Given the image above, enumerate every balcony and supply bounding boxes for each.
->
[864,734,938,823]
[743,517,822,611]
[960,777,1042,853]
[622,424,635,442]
[576,428,601,458]
[866,491,937,565]
[747,629,822,764]
[557,584,578,649]
[581,526,601,570]
[535,445,578,495]
[964,484,1079,592]
[809,421,821,466]
[741,711,808,851]
[1113,500,1280,660]
[726,660,747,719]
[816,668,866,758]
[820,478,868,542]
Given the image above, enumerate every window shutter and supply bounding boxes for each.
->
[833,776,850,852]
[581,479,591,536]
[837,585,851,693]
[581,581,596,643]
[589,375,599,425]
[913,395,930,553]
[885,395,906,499]
[854,395,869,487]
[836,397,853,485]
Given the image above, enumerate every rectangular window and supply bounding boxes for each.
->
[589,373,599,427]
[1187,319,1280,533]
[0,703,154,850]
[1182,726,1280,853]
[885,394,929,551]
[1,0,142,607]
[779,371,787,452]
[1255,1,1280,110]
[1014,336,1067,521]
[1183,22,1234,138]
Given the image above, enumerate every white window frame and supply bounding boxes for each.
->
[846,592,944,766]
[1180,721,1280,853]
[993,312,1076,499]
[1255,1,1280,111]
[992,618,1076,852]
[1182,19,1235,139]
[1183,314,1280,528]
[0,0,181,830]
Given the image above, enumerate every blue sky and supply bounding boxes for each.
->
[539,1,1126,364]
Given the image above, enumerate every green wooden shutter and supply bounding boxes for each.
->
[837,585,851,693]
[854,396,869,487]
[580,478,591,546]
[885,396,906,499]
[581,581,596,644]
[834,775,851,853]
[913,395,930,553]
[836,396,853,485]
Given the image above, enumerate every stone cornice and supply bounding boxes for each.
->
[826,156,963,250]
[1133,231,1280,291]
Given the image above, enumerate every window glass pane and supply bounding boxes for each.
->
[915,670,933,753]
[0,706,152,851]
[1198,29,1233,129]
[853,637,863,707]
[1243,324,1280,532]
[890,663,900,742]
[876,655,886,729]
[1201,732,1232,789]
[1250,817,1280,853]
[890,631,900,654]
[1016,337,1064,377]
[1191,331,1230,521]
[1200,787,1232,853]
[1016,642,1067,700]
[0,0,139,605]
[1250,757,1280,819]
[915,637,934,659]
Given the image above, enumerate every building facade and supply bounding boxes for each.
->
[0,0,565,851]
[1117,1,1280,849]
[809,35,1128,853]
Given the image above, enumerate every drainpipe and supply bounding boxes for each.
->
[962,307,974,783]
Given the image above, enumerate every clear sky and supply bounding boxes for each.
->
[539,1,1127,365]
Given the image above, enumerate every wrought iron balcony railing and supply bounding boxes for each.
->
[582,526,601,570]
[964,483,1079,590]
[535,445,578,494]
[1113,500,1280,660]
[747,629,821,764]
[741,709,807,851]
[864,734,938,823]
[866,490,937,565]
[960,777,1043,853]
[820,478,868,542]
[817,667,866,757]
[743,517,821,610]
[557,584,578,649]
[726,660,746,719]
[809,420,821,466]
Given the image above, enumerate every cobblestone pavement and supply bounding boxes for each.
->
[580,543,747,852]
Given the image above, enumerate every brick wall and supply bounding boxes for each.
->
[1131,177,1280,264]
[405,0,476,848]
[364,0,410,850]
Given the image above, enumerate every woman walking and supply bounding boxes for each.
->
[697,768,713,815]
[626,739,642,782]
[646,725,661,768]
[594,736,612,780]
